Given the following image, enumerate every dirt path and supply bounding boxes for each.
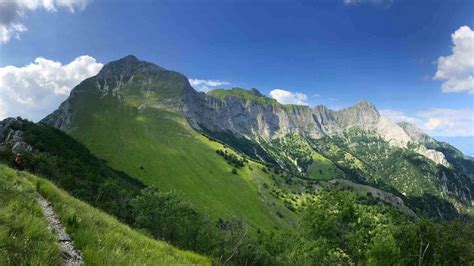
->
[35,193,83,265]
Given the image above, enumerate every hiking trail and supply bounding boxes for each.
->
[35,192,83,265]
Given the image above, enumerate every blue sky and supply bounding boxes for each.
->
[0,0,473,154]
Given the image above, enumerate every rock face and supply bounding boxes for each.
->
[184,89,381,141]
[42,100,73,131]
[184,87,449,166]
[373,117,449,166]
[396,121,448,166]
[375,116,411,147]
[0,118,34,154]
[398,121,435,144]
[415,146,449,167]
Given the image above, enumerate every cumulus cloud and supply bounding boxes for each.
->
[0,98,7,119]
[418,108,474,137]
[269,89,308,105]
[0,0,91,44]
[381,108,474,137]
[0,55,103,121]
[343,0,393,7]
[189,79,230,92]
[434,26,474,93]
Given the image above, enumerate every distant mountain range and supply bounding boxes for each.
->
[40,55,474,220]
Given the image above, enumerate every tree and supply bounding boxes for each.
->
[302,190,376,265]
[367,226,401,265]
[131,187,203,249]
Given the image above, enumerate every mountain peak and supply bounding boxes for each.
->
[333,99,380,128]
[250,88,264,97]
[354,99,375,108]
[121,54,139,61]
[338,99,379,116]
[207,87,277,105]
[97,55,165,79]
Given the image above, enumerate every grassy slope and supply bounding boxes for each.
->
[307,152,343,181]
[264,134,343,180]
[208,87,277,105]
[0,164,211,265]
[312,130,441,197]
[0,165,60,265]
[69,91,298,231]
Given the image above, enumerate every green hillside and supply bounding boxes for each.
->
[71,99,297,230]
[0,164,211,265]
[208,87,278,105]
[308,128,473,218]
[0,117,144,224]
[247,127,472,219]
[50,66,298,231]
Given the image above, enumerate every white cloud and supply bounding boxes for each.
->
[269,89,308,105]
[1,23,27,43]
[189,78,230,92]
[418,108,474,137]
[343,0,393,7]
[0,55,103,121]
[380,109,422,124]
[0,98,7,119]
[381,108,474,137]
[434,26,474,93]
[0,0,91,44]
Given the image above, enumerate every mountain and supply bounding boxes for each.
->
[42,55,473,220]
[42,55,298,230]
[185,86,473,218]
[186,88,447,166]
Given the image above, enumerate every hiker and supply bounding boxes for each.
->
[14,153,23,170]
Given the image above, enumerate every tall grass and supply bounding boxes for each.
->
[0,166,60,265]
[20,166,211,265]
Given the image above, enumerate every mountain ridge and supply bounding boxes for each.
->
[41,55,474,219]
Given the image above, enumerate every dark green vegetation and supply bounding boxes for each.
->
[309,128,472,219]
[0,119,295,263]
[216,149,247,168]
[0,164,210,265]
[262,133,344,179]
[0,118,144,224]
[254,189,474,265]
[239,127,473,219]
[3,159,473,265]
[200,128,276,164]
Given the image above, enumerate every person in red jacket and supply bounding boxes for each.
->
[14,153,22,170]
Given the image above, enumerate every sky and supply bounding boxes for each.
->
[0,0,473,155]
